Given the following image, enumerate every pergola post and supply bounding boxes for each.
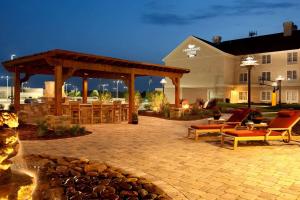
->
[54,65,63,116]
[82,76,88,103]
[128,73,135,123]
[14,68,21,111]
[172,77,181,108]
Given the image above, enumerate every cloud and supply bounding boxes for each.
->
[142,0,299,26]
[142,13,190,25]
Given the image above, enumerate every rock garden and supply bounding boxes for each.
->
[24,154,170,200]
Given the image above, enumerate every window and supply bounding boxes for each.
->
[239,73,247,83]
[262,72,271,81]
[287,70,297,80]
[238,91,248,102]
[261,91,271,101]
[287,52,298,64]
[262,55,271,64]
[286,90,298,103]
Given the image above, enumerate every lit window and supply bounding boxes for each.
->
[238,91,248,102]
[262,72,271,81]
[262,55,271,64]
[239,73,247,83]
[287,52,298,64]
[261,91,271,101]
[287,70,297,80]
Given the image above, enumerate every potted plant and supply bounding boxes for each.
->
[132,113,138,124]
[212,108,222,120]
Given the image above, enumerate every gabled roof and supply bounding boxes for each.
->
[194,30,300,55]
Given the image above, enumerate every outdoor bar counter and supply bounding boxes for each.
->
[19,99,131,125]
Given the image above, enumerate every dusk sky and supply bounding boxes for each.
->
[1,0,300,92]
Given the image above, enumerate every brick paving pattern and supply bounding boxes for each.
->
[20,116,300,200]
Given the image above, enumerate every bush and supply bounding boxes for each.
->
[98,91,112,103]
[190,104,202,115]
[90,90,99,97]
[79,126,86,135]
[36,120,48,137]
[0,104,4,110]
[69,125,81,136]
[124,91,142,107]
[146,91,167,112]
[206,98,218,109]
[68,90,81,97]
[160,103,170,118]
[54,126,68,136]
[195,98,205,109]
[8,104,15,112]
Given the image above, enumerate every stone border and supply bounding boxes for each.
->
[107,160,188,200]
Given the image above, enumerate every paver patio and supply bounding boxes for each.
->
[20,116,300,200]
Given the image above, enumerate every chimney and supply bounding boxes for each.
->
[283,21,298,36]
[212,35,222,44]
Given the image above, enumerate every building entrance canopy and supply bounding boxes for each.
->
[2,49,189,123]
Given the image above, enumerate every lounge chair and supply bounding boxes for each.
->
[187,108,251,140]
[221,110,300,150]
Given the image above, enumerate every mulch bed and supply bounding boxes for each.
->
[17,124,91,141]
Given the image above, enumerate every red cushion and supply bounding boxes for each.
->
[269,110,300,129]
[224,130,283,137]
[191,124,235,130]
[227,108,251,122]
[277,110,295,117]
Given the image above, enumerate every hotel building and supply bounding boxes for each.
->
[163,21,300,104]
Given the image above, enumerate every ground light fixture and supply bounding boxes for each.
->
[240,55,258,108]
[160,78,167,95]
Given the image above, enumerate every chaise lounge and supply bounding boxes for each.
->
[221,110,300,150]
[187,108,251,140]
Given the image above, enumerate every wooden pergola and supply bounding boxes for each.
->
[2,49,189,123]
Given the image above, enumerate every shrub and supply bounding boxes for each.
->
[146,91,167,112]
[79,127,86,135]
[0,104,4,110]
[36,120,48,137]
[69,125,81,136]
[68,90,81,97]
[98,91,112,103]
[190,104,202,115]
[54,126,68,136]
[195,98,205,108]
[206,98,218,109]
[124,91,142,107]
[160,103,170,118]
[8,104,15,112]
[90,90,99,97]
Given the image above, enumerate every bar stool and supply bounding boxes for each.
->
[113,101,122,123]
[121,104,129,121]
[79,104,93,124]
[70,102,80,124]
[62,103,70,115]
[102,104,113,123]
[92,101,102,124]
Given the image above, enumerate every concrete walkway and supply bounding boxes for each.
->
[21,116,300,200]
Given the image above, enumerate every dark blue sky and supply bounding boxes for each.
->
[0,0,300,91]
